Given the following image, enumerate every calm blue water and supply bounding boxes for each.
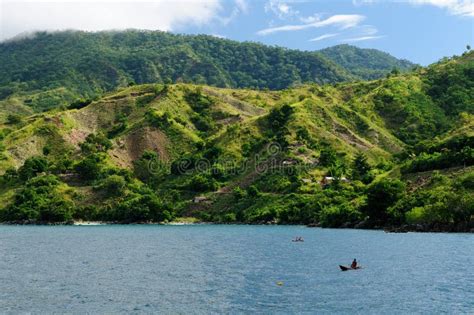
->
[0,225,472,314]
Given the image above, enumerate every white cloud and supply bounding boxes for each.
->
[352,0,378,6]
[299,13,323,24]
[235,0,248,13]
[339,24,383,42]
[0,0,243,41]
[352,0,474,17]
[343,35,385,42]
[309,33,339,42]
[210,33,227,39]
[219,0,249,25]
[408,0,474,17]
[257,14,365,35]
[264,0,299,19]
[357,25,378,36]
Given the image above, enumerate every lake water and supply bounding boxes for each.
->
[0,225,472,314]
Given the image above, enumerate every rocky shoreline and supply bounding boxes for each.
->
[307,220,474,233]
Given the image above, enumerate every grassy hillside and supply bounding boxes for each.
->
[0,31,415,114]
[0,50,472,230]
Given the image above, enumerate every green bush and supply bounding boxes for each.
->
[404,186,471,224]
[107,121,127,138]
[133,150,169,185]
[402,147,474,174]
[97,175,127,197]
[68,98,92,110]
[232,187,246,200]
[146,110,173,129]
[0,175,74,222]
[185,89,214,113]
[456,172,474,190]
[319,148,338,167]
[188,173,219,192]
[6,114,22,125]
[80,133,112,154]
[246,185,260,198]
[18,156,49,181]
[319,204,361,228]
[74,154,105,181]
[351,153,373,183]
[112,193,174,223]
[364,178,405,222]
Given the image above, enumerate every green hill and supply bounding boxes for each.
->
[0,45,472,230]
[0,31,414,114]
[319,44,416,80]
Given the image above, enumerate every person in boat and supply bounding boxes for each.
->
[351,259,357,269]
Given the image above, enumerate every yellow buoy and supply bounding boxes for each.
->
[277,281,283,286]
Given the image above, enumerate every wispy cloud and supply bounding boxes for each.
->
[343,35,385,42]
[219,0,250,25]
[339,24,383,42]
[309,33,339,42]
[357,25,378,36]
[257,14,365,35]
[299,14,324,24]
[353,0,474,17]
[235,0,249,13]
[408,0,474,17]
[352,0,378,6]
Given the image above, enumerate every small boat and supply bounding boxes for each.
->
[339,265,361,271]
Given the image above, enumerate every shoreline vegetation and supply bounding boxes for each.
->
[1,219,473,233]
[0,32,472,231]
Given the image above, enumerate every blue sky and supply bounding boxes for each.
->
[1,0,473,65]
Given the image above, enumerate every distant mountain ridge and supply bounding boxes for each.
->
[0,30,414,112]
[319,44,416,80]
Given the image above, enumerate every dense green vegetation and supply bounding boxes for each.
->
[0,37,472,230]
[319,44,415,80]
[0,30,415,114]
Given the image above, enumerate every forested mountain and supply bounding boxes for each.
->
[319,44,416,80]
[0,49,472,230]
[0,30,413,113]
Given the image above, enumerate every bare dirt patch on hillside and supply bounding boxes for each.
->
[109,127,170,168]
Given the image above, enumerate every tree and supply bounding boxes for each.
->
[75,154,104,181]
[114,193,173,222]
[68,98,92,110]
[133,151,168,185]
[467,44,471,51]
[80,133,112,154]
[98,175,126,197]
[2,167,18,183]
[188,173,219,192]
[246,185,260,198]
[268,104,294,133]
[390,67,400,75]
[18,156,49,181]
[352,153,373,183]
[319,148,338,167]
[364,178,405,222]
[0,175,74,223]
[6,114,22,125]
